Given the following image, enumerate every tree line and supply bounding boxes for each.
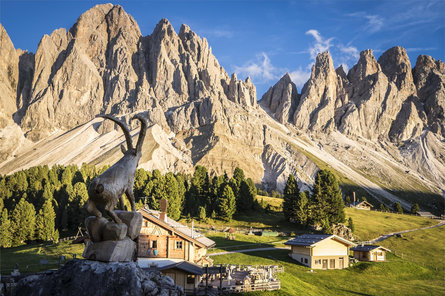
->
[0,164,257,248]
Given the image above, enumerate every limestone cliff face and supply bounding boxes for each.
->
[267,47,440,144]
[413,55,445,137]
[0,24,19,128]
[259,73,298,123]
[14,4,255,141]
[293,52,340,132]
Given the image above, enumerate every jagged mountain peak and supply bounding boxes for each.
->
[347,49,381,84]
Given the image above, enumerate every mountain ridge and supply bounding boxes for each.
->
[0,4,443,213]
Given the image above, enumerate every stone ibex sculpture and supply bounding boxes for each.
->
[87,114,147,224]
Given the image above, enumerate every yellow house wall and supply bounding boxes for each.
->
[291,245,311,256]
[312,238,349,256]
[311,255,349,269]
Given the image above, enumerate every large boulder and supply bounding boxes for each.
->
[83,237,136,262]
[15,259,184,296]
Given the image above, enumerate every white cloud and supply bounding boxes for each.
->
[234,52,278,82]
[365,15,384,33]
[339,45,359,60]
[305,29,334,60]
[289,68,311,89]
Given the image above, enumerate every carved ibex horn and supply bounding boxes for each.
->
[98,115,134,151]
[131,114,148,153]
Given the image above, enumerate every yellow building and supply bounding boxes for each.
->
[351,245,390,262]
[285,234,356,269]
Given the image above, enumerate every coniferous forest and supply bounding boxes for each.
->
[0,164,257,248]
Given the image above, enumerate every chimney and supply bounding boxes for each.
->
[353,192,356,205]
[159,199,168,222]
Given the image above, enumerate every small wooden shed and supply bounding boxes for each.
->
[351,245,390,262]
[353,201,373,210]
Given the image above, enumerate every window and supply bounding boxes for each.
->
[187,275,195,284]
[315,260,321,265]
[304,258,308,264]
[176,241,183,249]
[301,258,304,263]
[378,252,383,256]
[151,240,157,248]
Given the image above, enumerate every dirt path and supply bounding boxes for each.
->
[209,246,290,257]
[364,221,445,244]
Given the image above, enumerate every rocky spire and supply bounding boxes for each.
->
[292,51,339,132]
[259,73,298,123]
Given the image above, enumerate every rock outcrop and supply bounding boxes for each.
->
[15,259,184,296]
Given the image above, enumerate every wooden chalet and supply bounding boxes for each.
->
[351,200,373,210]
[137,201,215,266]
[351,245,391,262]
[285,234,356,269]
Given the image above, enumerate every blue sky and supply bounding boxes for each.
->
[1,0,444,97]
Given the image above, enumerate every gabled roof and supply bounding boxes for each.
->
[159,260,204,275]
[138,208,216,248]
[416,211,438,218]
[356,201,373,207]
[351,245,391,252]
[285,234,356,247]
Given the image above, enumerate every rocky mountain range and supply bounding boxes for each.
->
[0,4,443,212]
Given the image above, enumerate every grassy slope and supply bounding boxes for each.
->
[0,241,84,274]
[380,226,445,271]
[345,208,437,241]
[212,251,444,296]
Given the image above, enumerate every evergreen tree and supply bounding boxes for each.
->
[310,169,345,225]
[230,167,245,198]
[36,199,58,242]
[238,180,255,212]
[321,218,332,234]
[218,184,236,221]
[295,191,309,225]
[347,217,355,232]
[345,195,351,205]
[379,203,386,212]
[411,203,420,214]
[198,206,207,221]
[12,198,36,246]
[0,208,13,248]
[283,174,300,221]
[394,202,403,214]
[164,173,182,220]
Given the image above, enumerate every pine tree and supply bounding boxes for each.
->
[12,198,36,246]
[218,184,236,221]
[198,206,207,221]
[310,169,345,225]
[238,180,255,212]
[283,174,300,221]
[0,208,13,248]
[295,191,309,225]
[36,199,58,242]
[165,173,182,220]
[411,203,420,214]
[394,202,403,214]
[345,195,351,205]
[347,217,355,232]
[379,203,386,212]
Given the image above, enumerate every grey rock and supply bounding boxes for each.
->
[259,73,299,123]
[85,216,108,242]
[102,221,128,241]
[115,210,142,239]
[83,237,136,262]
[15,259,184,296]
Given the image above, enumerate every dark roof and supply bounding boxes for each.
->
[285,234,331,246]
[285,234,355,247]
[159,261,203,275]
[351,245,391,252]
